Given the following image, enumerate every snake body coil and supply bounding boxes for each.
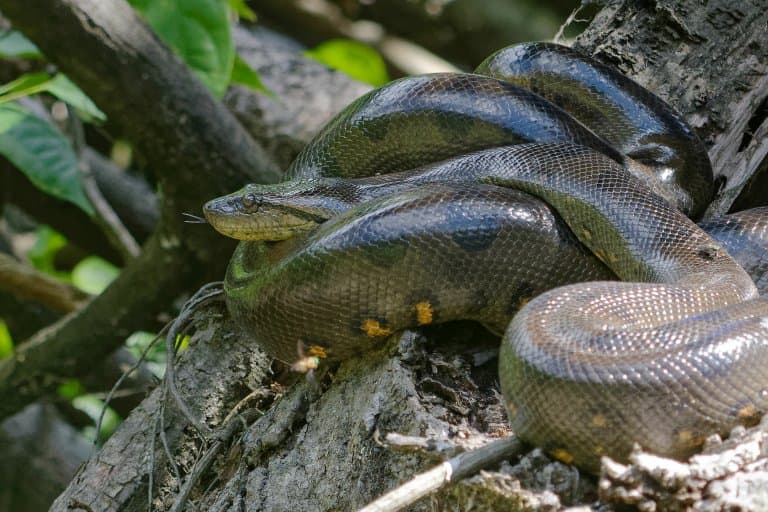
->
[207,43,768,471]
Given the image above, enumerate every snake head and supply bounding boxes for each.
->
[203,178,359,241]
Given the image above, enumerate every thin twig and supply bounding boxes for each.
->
[147,280,227,508]
[94,326,166,445]
[357,435,523,512]
[159,397,182,485]
[553,1,586,43]
[163,282,225,436]
[68,105,141,261]
[148,408,161,511]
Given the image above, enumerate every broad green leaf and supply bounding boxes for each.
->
[228,0,256,21]
[27,226,68,277]
[0,73,105,122]
[230,53,271,95]
[0,320,13,359]
[0,104,93,215]
[47,75,106,122]
[71,256,119,294]
[0,30,41,58]
[0,72,51,101]
[305,39,389,86]
[129,0,234,98]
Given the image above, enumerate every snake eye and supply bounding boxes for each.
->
[241,192,259,209]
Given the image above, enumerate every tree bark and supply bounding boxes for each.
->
[27,0,768,511]
[0,0,283,423]
[0,404,92,512]
[575,0,768,217]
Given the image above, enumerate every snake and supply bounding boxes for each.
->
[204,43,768,473]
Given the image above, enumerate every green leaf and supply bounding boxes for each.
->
[72,395,122,442]
[126,331,166,377]
[230,53,272,95]
[0,72,52,103]
[129,0,234,98]
[304,39,389,86]
[47,75,106,122]
[0,30,41,58]
[0,320,13,359]
[58,379,85,399]
[228,0,256,21]
[27,226,68,277]
[0,103,93,215]
[71,256,119,294]
[0,73,105,122]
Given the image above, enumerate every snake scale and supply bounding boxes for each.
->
[204,43,768,472]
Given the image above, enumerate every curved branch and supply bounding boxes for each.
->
[0,0,282,420]
[0,253,88,313]
[0,234,201,421]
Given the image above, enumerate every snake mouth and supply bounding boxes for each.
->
[203,206,321,241]
[203,185,337,241]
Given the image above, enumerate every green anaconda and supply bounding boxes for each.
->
[204,42,768,472]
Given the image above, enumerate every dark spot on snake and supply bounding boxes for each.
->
[434,112,475,142]
[360,118,392,142]
[357,239,409,268]
[697,245,719,261]
[234,241,268,273]
[467,289,490,315]
[505,281,536,315]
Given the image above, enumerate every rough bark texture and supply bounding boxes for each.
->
[0,0,281,423]
[574,0,768,217]
[50,311,272,512]
[44,1,768,511]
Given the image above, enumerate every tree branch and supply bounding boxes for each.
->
[0,253,88,313]
[0,0,283,421]
[574,0,768,215]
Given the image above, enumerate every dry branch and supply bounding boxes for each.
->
[0,253,88,313]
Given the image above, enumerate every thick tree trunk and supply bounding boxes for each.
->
[42,1,768,511]
[574,0,768,217]
[0,0,281,423]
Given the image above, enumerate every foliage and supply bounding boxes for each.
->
[230,53,271,95]
[126,331,167,378]
[228,0,256,22]
[26,226,68,278]
[305,39,390,86]
[0,29,41,58]
[0,103,93,215]
[0,320,13,358]
[129,0,235,98]
[71,256,120,294]
[0,72,106,121]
